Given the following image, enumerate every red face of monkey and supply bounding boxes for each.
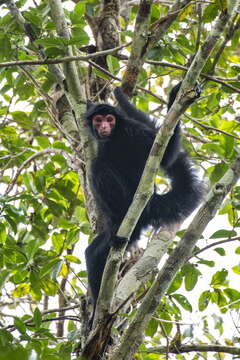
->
[92,114,116,138]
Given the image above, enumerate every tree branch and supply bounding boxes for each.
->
[190,237,240,260]
[185,114,240,141]
[146,60,240,94]
[5,0,65,84]
[210,15,240,74]
[49,0,83,100]
[144,343,240,356]
[0,43,131,69]
[49,0,99,232]
[121,0,193,96]
[114,227,178,306]
[121,0,153,96]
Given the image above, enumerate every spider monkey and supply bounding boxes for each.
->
[85,82,203,311]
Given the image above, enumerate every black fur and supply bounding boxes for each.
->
[85,83,203,307]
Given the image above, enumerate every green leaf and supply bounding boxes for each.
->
[0,329,13,346]
[52,232,65,254]
[210,269,228,287]
[172,294,192,312]
[198,290,211,311]
[13,283,30,298]
[29,271,42,301]
[183,264,201,291]
[25,239,40,260]
[65,254,81,264]
[0,270,10,290]
[0,222,7,243]
[220,134,234,159]
[158,311,173,336]
[40,258,61,278]
[14,317,27,334]
[208,163,228,184]
[198,259,215,267]
[36,36,69,47]
[11,111,34,128]
[145,318,158,337]
[202,4,219,23]
[224,288,240,304]
[22,172,36,193]
[0,345,28,360]
[40,278,58,296]
[0,34,11,60]
[24,12,42,26]
[151,3,161,20]
[71,2,86,23]
[33,307,42,328]
[167,272,183,294]
[207,92,220,110]
[93,68,111,81]
[210,229,237,239]
[106,55,120,74]
[211,289,227,309]
[235,246,240,254]
[70,30,90,46]
[214,248,226,256]
[58,342,73,360]
[45,47,66,58]
[51,260,63,281]
[232,264,240,275]
[36,136,51,149]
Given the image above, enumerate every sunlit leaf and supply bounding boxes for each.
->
[65,254,81,264]
[199,290,211,311]
[182,264,201,291]
[211,269,228,287]
[172,294,192,312]
[13,283,30,298]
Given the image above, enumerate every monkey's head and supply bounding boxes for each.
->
[86,101,121,140]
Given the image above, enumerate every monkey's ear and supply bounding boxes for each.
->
[86,100,94,110]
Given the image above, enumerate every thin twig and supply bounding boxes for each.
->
[185,114,240,141]
[5,148,70,195]
[0,42,132,68]
[189,237,240,260]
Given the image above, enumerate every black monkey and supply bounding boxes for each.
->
[85,83,203,309]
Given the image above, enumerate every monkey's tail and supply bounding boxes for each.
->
[149,152,204,227]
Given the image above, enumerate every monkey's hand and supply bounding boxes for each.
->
[193,80,202,99]
[109,235,128,249]
[183,81,202,108]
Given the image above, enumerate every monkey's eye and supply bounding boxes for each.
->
[105,114,116,122]
[93,115,104,123]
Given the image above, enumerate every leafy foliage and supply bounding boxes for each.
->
[0,0,239,359]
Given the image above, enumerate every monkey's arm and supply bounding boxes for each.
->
[114,87,156,129]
